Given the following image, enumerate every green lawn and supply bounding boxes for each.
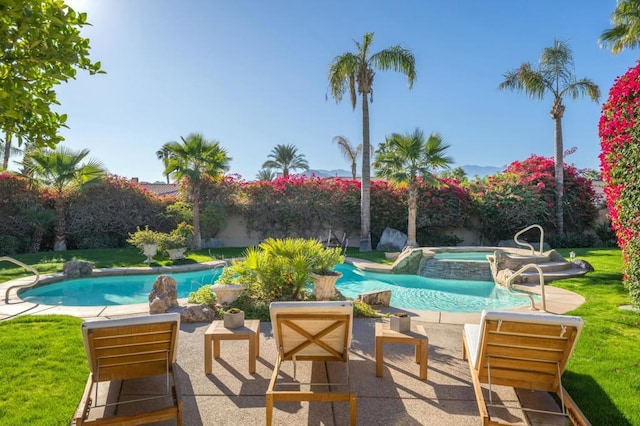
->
[0,247,638,425]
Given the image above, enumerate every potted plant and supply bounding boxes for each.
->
[211,265,247,304]
[159,232,187,260]
[308,244,346,301]
[390,312,411,332]
[223,307,244,329]
[127,226,162,263]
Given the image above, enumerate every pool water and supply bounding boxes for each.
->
[20,264,533,312]
[433,251,492,261]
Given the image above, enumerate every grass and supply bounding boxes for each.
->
[0,315,87,425]
[0,247,638,424]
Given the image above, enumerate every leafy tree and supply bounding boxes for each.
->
[332,136,362,179]
[328,32,416,251]
[0,0,104,169]
[600,0,640,55]
[440,166,467,182]
[20,147,107,251]
[499,39,600,235]
[262,144,309,177]
[373,128,453,247]
[163,133,231,250]
[156,144,173,184]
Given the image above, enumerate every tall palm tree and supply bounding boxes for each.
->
[373,128,453,247]
[332,136,362,179]
[328,32,416,251]
[163,133,231,250]
[600,0,640,55]
[156,144,173,184]
[262,144,309,177]
[498,39,600,235]
[21,147,107,251]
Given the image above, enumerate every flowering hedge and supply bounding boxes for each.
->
[65,176,173,249]
[599,62,640,307]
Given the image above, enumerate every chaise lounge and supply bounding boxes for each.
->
[462,309,590,426]
[74,313,183,425]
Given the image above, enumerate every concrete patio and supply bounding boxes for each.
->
[0,266,586,425]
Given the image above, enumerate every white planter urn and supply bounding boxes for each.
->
[211,284,244,305]
[166,248,186,260]
[310,271,343,301]
[142,243,158,263]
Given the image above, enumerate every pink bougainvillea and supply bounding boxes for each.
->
[599,62,640,306]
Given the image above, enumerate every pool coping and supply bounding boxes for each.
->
[0,258,585,324]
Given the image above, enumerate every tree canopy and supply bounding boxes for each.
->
[0,0,104,169]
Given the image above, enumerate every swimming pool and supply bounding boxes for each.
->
[433,251,491,261]
[19,264,533,312]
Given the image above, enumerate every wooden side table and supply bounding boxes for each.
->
[204,319,260,375]
[375,321,428,380]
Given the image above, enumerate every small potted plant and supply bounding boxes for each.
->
[390,312,411,332]
[223,307,244,329]
[127,226,162,263]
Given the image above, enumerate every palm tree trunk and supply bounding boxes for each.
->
[2,132,12,170]
[53,195,67,251]
[192,183,202,250]
[360,94,372,252]
[554,116,564,235]
[407,183,418,247]
[351,161,357,180]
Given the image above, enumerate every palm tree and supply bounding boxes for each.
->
[156,144,173,184]
[328,32,416,251]
[498,39,600,235]
[21,147,107,251]
[163,133,231,250]
[600,0,640,55]
[262,144,309,177]
[256,168,277,182]
[332,136,362,179]
[373,128,453,247]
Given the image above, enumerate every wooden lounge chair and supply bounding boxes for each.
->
[266,301,357,425]
[462,310,589,426]
[74,313,183,425]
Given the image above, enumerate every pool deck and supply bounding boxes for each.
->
[0,260,587,425]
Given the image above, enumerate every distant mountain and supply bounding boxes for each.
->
[461,165,502,178]
[305,165,502,179]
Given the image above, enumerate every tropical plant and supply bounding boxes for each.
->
[373,128,453,247]
[163,133,231,250]
[328,32,416,251]
[155,144,173,184]
[599,0,640,55]
[1,0,104,170]
[24,205,56,253]
[261,144,309,177]
[332,136,362,179]
[498,39,600,235]
[20,147,107,251]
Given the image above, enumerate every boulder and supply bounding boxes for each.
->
[571,259,595,272]
[63,260,93,277]
[177,303,216,323]
[390,248,424,275]
[376,227,408,252]
[356,290,391,307]
[149,275,179,314]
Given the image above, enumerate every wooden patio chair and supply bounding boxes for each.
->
[462,310,589,426]
[74,313,183,425]
[266,301,357,425]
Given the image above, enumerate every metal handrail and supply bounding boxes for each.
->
[2,256,40,303]
[487,255,546,311]
[513,224,544,256]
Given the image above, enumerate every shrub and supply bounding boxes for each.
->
[599,62,640,306]
[187,285,216,306]
[0,235,20,256]
[126,226,163,249]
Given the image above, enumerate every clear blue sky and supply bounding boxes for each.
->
[42,0,638,182]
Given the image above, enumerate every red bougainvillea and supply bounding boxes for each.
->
[599,62,640,307]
